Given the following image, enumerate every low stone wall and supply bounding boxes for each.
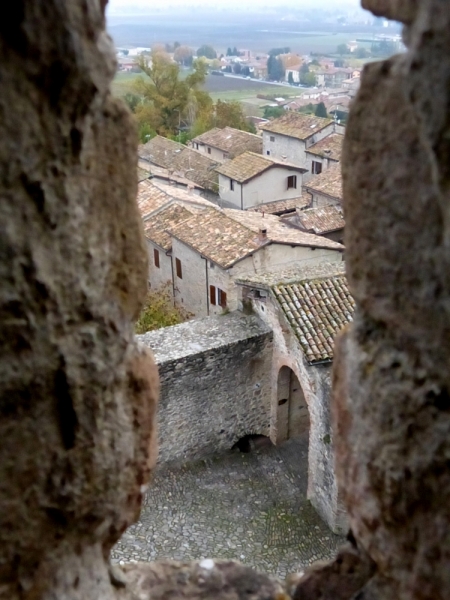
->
[138,313,273,464]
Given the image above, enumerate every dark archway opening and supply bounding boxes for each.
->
[232,434,273,453]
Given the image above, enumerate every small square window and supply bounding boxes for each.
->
[266,150,271,156]
[312,161,323,175]
[270,135,275,142]
[287,175,297,189]
[175,258,182,279]
[154,248,160,268]
[207,147,211,154]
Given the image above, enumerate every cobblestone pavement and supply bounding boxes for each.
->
[111,433,345,579]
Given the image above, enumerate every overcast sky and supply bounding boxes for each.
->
[108,0,364,10]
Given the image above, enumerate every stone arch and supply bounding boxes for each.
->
[276,365,310,443]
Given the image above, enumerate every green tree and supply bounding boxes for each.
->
[337,43,348,56]
[174,45,194,66]
[197,44,217,59]
[268,47,290,56]
[288,71,294,85]
[267,55,284,81]
[233,62,242,74]
[135,52,209,136]
[226,47,232,56]
[355,47,369,59]
[263,106,285,119]
[135,284,192,333]
[314,102,328,118]
[123,93,141,112]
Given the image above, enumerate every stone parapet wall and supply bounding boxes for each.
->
[138,313,273,464]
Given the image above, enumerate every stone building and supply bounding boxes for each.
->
[303,164,343,208]
[191,126,263,163]
[286,205,345,243]
[261,113,336,170]
[233,262,354,533]
[138,135,221,200]
[304,133,344,176]
[215,151,307,209]
[136,180,217,289]
[167,208,344,318]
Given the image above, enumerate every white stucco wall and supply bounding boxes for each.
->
[195,144,228,163]
[304,155,339,182]
[147,240,173,291]
[218,167,304,210]
[262,124,335,168]
[172,237,342,318]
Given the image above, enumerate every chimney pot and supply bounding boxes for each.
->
[259,228,268,241]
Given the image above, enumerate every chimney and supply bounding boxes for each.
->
[259,228,268,241]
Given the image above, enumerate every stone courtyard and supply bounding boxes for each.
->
[111,434,345,578]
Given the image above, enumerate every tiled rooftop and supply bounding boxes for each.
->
[169,208,343,269]
[250,194,311,216]
[295,205,345,235]
[143,203,197,251]
[216,151,306,183]
[138,136,220,192]
[304,164,343,201]
[234,261,345,288]
[306,133,344,162]
[261,113,333,141]
[223,210,343,250]
[192,127,263,158]
[272,275,355,363]
[137,180,171,220]
[136,180,216,220]
[137,167,150,182]
[138,136,185,169]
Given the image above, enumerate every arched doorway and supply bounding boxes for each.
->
[276,366,309,443]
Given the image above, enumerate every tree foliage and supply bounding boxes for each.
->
[267,55,285,81]
[288,71,294,85]
[197,44,217,59]
[135,284,192,334]
[314,102,328,118]
[299,64,316,87]
[263,106,285,119]
[268,47,290,56]
[337,43,349,56]
[134,52,209,136]
[174,45,194,66]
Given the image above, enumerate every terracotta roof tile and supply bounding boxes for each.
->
[143,203,197,251]
[136,180,216,220]
[168,209,343,269]
[273,275,355,363]
[138,136,220,192]
[216,151,306,183]
[250,193,311,215]
[306,133,344,162]
[304,164,342,201]
[296,205,345,234]
[261,112,333,140]
[192,127,263,158]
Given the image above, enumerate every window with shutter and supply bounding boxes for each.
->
[210,285,216,305]
[175,258,182,279]
[287,175,297,189]
[218,289,227,308]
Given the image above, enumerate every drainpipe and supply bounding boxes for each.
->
[168,251,176,306]
[201,255,210,316]
[240,182,243,210]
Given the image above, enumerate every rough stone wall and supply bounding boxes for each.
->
[248,291,348,535]
[327,0,450,598]
[0,2,159,599]
[138,313,273,464]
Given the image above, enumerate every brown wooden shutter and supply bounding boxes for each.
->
[210,285,216,305]
[153,248,160,268]
[219,289,227,308]
[175,258,182,279]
